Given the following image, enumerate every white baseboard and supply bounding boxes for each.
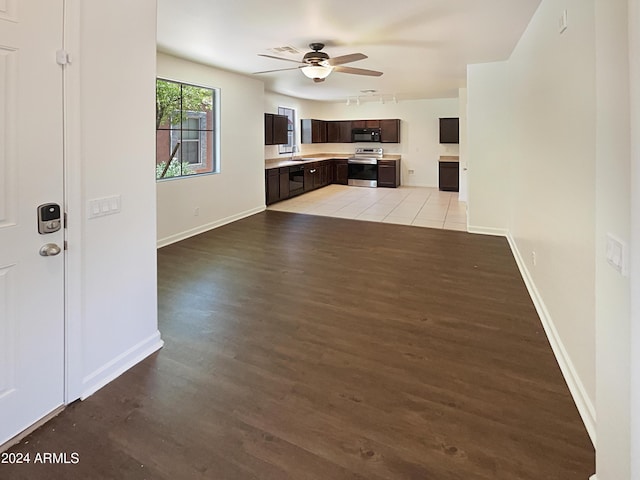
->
[80,331,163,400]
[157,206,265,248]
[467,224,509,237]
[506,232,597,446]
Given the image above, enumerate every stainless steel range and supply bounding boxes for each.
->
[348,147,383,187]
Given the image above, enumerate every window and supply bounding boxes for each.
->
[156,79,219,180]
[170,113,207,166]
[278,106,296,154]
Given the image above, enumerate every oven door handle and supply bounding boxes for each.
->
[348,158,378,165]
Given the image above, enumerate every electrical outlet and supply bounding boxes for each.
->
[408,169,415,175]
[194,207,200,216]
[531,251,537,267]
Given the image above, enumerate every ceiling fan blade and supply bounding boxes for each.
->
[257,54,304,65]
[333,65,383,77]
[327,53,367,66]
[253,66,304,74]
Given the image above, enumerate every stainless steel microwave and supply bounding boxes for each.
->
[352,128,381,142]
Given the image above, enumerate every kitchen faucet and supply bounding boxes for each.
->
[290,145,298,161]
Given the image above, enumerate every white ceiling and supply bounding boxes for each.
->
[157,0,541,103]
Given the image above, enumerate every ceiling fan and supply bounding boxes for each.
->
[253,42,383,83]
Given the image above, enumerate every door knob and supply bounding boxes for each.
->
[39,243,61,256]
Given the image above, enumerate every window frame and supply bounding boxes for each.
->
[277,106,296,155]
[156,78,220,181]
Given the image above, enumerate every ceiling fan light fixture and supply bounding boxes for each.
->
[301,65,333,79]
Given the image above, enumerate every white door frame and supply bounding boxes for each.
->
[629,0,640,477]
[62,0,84,404]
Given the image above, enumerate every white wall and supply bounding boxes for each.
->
[593,1,632,478]
[468,0,598,439]
[506,0,598,447]
[466,61,511,235]
[156,53,265,247]
[65,0,162,400]
[467,0,634,478]
[630,1,640,477]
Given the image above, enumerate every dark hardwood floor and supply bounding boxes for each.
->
[2,211,594,479]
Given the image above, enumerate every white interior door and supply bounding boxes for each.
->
[0,0,65,445]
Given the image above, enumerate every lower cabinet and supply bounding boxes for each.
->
[266,169,279,205]
[266,158,401,205]
[439,161,459,191]
[334,159,348,185]
[266,167,292,205]
[377,159,401,188]
[304,161,331,192]
[303,164,315,192]
[279,167,289,198]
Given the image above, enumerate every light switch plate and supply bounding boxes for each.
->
[559,10,568,34]
[605,233,627,276]
[88,195,121,219]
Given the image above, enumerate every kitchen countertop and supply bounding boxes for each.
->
[439,155,460,163]
[266,154,401,170]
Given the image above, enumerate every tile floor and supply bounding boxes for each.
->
[267,185,467,231]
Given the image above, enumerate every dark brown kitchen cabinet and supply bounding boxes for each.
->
[304,164,317,190]
[351,119,380,128]
[380,119,400,143]
[278,167,289,199]
[377,159,401,188]
[266,167,292,204]
[316,162,327,187]
[302,118,401,144]
[439,161,459,191]
[326,121,352,143]
[439,118,459,144]
[264,113,288,145]
[265,114,273,145]
[334,159,348,185]
[273,115,288,144]
[266,169,280,204]
[303,161,331,191]
[301,119,327,143]
[303,164,314,191]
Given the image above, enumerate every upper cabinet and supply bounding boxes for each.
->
[379,119,400,143]
[326,120,352,143]
[265,113,289,145]
[301,119,327,144]
[439,117,459,144]
[352,119,380,129]
[301,118,401,144]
